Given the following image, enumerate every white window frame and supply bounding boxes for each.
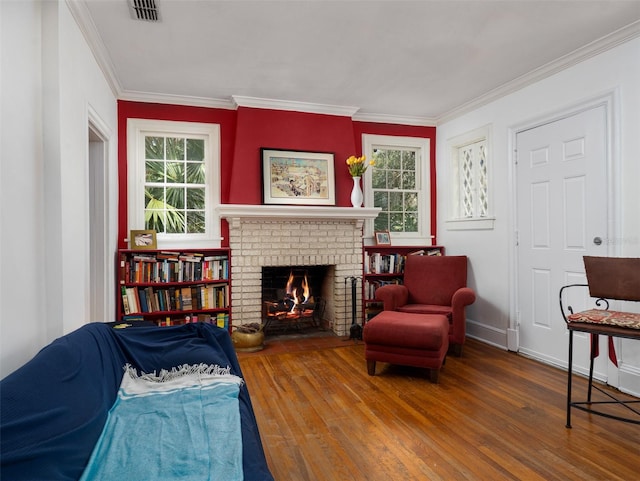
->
[362,134,432,245]
[127,119,221,248]
[445,125,495,231]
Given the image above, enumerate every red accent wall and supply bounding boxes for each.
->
[117,101,437,248]
[229,107,357,205]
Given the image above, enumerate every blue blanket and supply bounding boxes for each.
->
[1,323,274,481]
[80,363,244,481]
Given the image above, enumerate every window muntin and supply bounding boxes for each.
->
[128,119,220,248]
[371,148,419,233]
[144,135,206,234]
[363,134,431,243]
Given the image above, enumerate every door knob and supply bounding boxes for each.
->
[593,237,602,246]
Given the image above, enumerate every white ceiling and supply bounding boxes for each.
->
[75,0,640,124]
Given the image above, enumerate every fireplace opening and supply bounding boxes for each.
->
[261,266,331,334]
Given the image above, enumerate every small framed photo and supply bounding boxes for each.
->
[375,231,391,245]
[130,229,157,250]
[261,148,335,206]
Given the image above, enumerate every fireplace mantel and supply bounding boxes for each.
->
[218,204,381,222]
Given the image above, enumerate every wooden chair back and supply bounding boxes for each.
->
[583,256,640,302]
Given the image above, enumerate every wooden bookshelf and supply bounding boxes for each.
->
[116,248,231,329]
[363,245,444,322]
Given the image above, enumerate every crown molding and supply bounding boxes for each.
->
[437,20,640,125]
[233,97,437,125]
[118,90,236,109]
[232,95,360,117]
[352,112,436,127]
[65,0,122,97]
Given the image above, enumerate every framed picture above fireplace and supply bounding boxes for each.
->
[261,148,335,206]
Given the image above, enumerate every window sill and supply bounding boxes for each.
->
[445,218,495,231]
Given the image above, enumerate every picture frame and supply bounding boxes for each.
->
[374,230,391,245]
[130,229,157,250]
[261,148,335,206]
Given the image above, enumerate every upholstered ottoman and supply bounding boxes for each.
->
[363,311,449,383]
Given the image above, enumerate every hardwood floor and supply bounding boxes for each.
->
[238,335,639,480]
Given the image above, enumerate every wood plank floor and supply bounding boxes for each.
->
[238,335,639,481]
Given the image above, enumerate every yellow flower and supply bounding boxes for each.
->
[346,155,374,177]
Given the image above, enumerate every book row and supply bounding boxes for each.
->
[120,253,229,284]
[121,283,229,315]
[364,252,406,274]
[364,248,443,274]
[364,278,403,300]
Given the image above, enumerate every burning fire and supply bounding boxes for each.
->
[285,271,311,312]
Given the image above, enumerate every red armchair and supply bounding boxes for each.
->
[375,255,476,356]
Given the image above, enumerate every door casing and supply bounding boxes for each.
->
[508,91,620,383]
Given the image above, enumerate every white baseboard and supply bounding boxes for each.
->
[619,363,640,398]
[465,318,507,350]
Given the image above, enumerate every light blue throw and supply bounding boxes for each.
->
[79,364,244,481]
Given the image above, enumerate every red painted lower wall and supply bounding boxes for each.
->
[117,100,437,248]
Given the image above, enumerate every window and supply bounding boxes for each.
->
[363,134,431,243]
[127,119,221,248]
[446,125,495,230]
[459,139,488,218]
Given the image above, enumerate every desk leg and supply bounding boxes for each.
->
[588,334,597,403]
[566,330,574,428]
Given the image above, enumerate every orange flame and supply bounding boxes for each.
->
[301,274,310,303]
[285,271,311,312]
[285,271,295,296]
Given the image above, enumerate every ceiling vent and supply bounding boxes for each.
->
[129,0,160,22]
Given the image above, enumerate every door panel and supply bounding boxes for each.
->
[564,176,586,249]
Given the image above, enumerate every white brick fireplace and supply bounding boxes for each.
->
[218,205,380,336]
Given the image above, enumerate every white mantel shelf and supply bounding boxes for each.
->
[218,204,381,221]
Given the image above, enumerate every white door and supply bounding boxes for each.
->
[516,105,611,380]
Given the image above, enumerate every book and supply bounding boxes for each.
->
[121,286,131,315]
[191,286,201,310]
[126,287,140,314]
[156,288,165,311]
[216,312,229,329]
[169,287,178,310]
[138,288,149,313]
[180,286,193,311]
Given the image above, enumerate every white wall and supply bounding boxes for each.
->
[436,37,640,349]
[0,0,118,378]
[1,0,48,377]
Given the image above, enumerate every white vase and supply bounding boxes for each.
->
[350,176,363,208]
